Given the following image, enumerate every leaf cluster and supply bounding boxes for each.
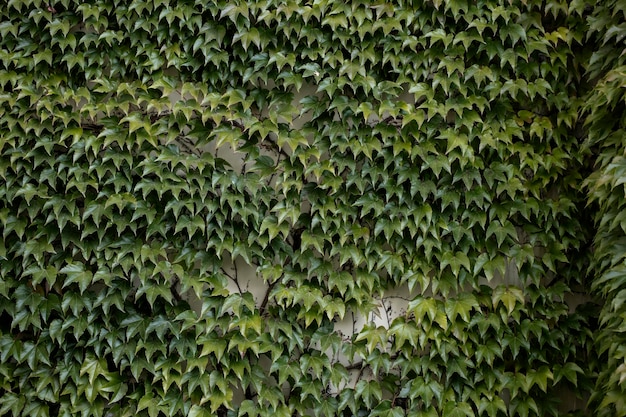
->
[0,0,610,416]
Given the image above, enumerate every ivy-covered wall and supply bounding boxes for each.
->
[584,0,626,415]
[0,0,620,416]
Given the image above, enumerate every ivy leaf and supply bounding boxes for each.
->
[445,293,478,323]
[80,354,109,386]
[388,319,419,348]
[238,400,258,417]
[0,392,24,416]
[33,50,53,66]
[486,220,517,247]
[442,402,474,417]
[354,379,382,408]
[500,23,527,45]
[425,28,454,48]
[554,362,583,386]
[209,389,234,414]
[212,125,242,149]
[404,377,443,408]
[412,297,448,331]
[440,251,471,277]
[510,397,539,417]
[60,263,93,294]
[21,401,49,417]
[492,286,525,315]
[199,337,227,363]
[478,396,507,416]
[529,366,554,392]
[355,324,388,353]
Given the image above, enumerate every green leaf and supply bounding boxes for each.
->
[445,293,478,323]
[440,251,471,277]
[510,397,539,417]
[60,263,94,294]
[80,354,109,386]
[199,336,227,362]
[0,392,25,416]
[408,296,438,326]
[442,402,474,417]
[529,366,554,392]
[478,396,507,415]
[355,324,388,353]
[189,405,212,417]
[425,28,454,48]
[21,400,49,417]
[492,286,524,315]
[500,23,526,45]
[554,362,583,386]
[354,379,382,408]
[388,318,419,348]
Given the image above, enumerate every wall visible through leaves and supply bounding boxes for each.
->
[0,0,621,416]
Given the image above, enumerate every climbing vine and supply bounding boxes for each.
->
[584,0,626,415]
[0,0,615,416]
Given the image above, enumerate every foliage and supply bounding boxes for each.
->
[584,0,626,415]
[0,0,614,416]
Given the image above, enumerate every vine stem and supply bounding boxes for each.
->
[259,280,277,314]
[222,265,243,294]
